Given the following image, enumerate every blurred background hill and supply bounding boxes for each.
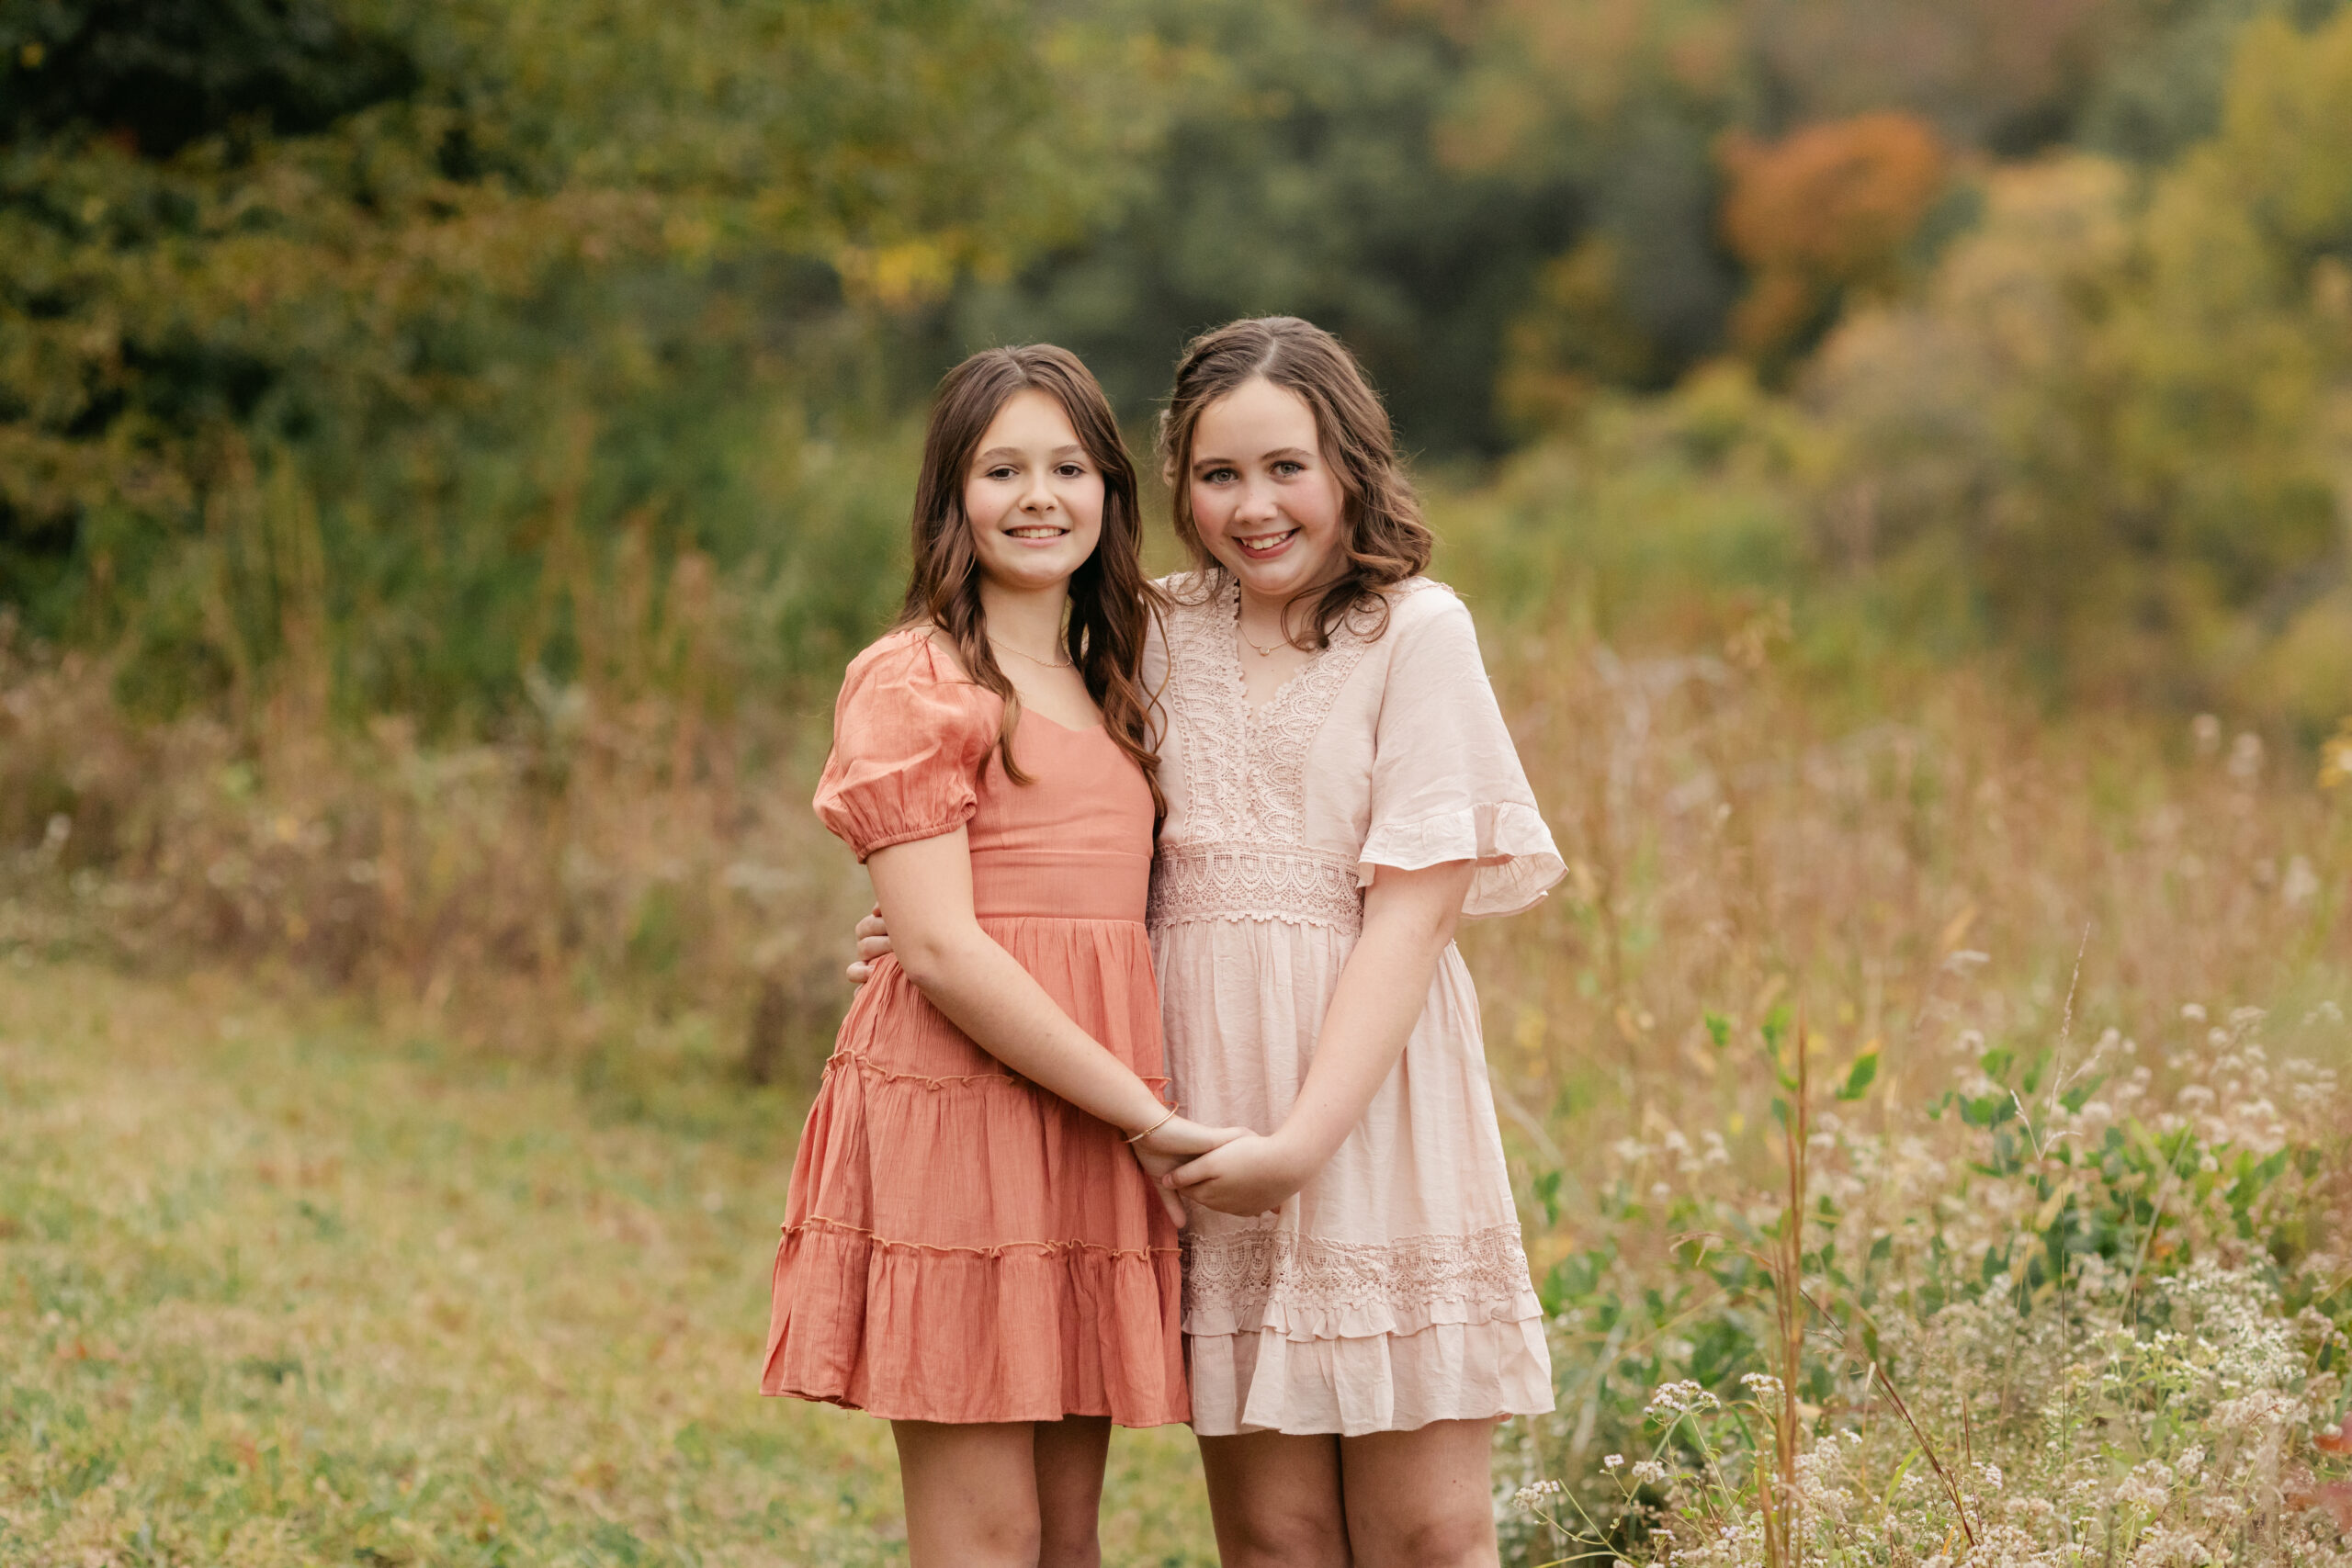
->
[6,0,2350,733]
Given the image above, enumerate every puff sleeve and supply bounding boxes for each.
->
[814,634,1001,861]
[1358,588,1566,918]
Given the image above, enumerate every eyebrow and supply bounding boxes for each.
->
[976,444,1089,463]
[1193,446,1316,468]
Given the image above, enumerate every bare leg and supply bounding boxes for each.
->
[1199,1428,1352,1568]
[1340,1418,1500,1568]
[892,1420,1045,1567]
[1034,1416,1112,1568]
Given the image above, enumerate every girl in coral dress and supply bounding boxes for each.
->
[763,344,1238,1568]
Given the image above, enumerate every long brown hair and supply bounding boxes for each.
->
[1155,316,1433,648]
[896,344,1163,811]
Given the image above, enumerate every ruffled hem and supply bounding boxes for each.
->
[1356,800,1565,918]
[1187,1315,1555,1437]
[764,1218,1188,1427]
[1183,1288,1544,1341]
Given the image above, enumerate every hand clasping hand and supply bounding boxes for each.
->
[1165,1131,1315,1219]
[1131,1115,1249,1227]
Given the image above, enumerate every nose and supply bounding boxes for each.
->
[1232,475,1280,526]
[1020,467,1057,514]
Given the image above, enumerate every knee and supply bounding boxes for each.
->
[1226,1505,1350,1568]
[966,1509,1043,1567]
[1384,1506,1495,1568]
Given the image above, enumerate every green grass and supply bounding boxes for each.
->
[0,962,1220,1567]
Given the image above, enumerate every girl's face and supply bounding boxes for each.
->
[1187,376,1348,604]
[963,389,1105,592]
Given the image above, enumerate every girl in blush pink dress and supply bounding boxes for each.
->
[1150,317,1563,1568]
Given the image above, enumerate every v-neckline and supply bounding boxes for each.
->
[1221,578,1326,720]
[1022,707,1106,737]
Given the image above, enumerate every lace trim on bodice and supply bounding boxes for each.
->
[1156,575,1382,926]
[1183,1223,1535,1318]
[1147,841,1364,931]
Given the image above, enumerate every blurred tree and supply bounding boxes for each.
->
[1718,112,1950,370]
[6,0,2348,733]
[955,0,1589,456]
[0,0,1121,725]
[2073,0,2348,163]
[1496,236,1672,434]
[1743,0,2109,153]
[1442,0,1750,428]
[3,0,418,154]
[1803,7,2352,726]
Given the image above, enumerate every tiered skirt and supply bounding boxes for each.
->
[1156,916,1554,1437]
[763,916,1186,1427]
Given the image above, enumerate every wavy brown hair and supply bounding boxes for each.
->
[896,344,1163,813]
[1154,316,1433,649]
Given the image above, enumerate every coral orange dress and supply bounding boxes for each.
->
[762,630,1186,1427]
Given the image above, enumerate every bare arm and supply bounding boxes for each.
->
[865,829,1231,1164]
[1168,859,1476,1215]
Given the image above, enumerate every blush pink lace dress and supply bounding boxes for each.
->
[1143,573,1565,1436]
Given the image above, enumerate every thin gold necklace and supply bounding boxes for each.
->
[988,635,1072,670]
[1237,601,1295,659]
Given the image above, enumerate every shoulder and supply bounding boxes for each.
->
[834,628,1000,738]
[843,625,980,691]
[1374,576,1475,643]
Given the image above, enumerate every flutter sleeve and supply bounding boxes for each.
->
[1359,587,1566,918]
[814,634,1001,861]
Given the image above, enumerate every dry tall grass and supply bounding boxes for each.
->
[0,609,866,1087]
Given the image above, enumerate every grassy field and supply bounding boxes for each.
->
[0,963,1220,1567]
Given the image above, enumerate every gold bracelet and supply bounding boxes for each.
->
[1125,1104,1178,1145]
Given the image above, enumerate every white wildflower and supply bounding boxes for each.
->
[1645,1380,1720,1420]
[1512,1478,1564,1513]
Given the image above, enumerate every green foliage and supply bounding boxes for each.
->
[0,0,1109,725]
[1510,999,2348,1565]
[1800,6,2352,726]
[957,0,1592,455]
[7,0,2352,736]
[2075,0,2350,162]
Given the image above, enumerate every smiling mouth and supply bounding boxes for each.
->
[1234,528,1298,559]
[1006,525,1069,541]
